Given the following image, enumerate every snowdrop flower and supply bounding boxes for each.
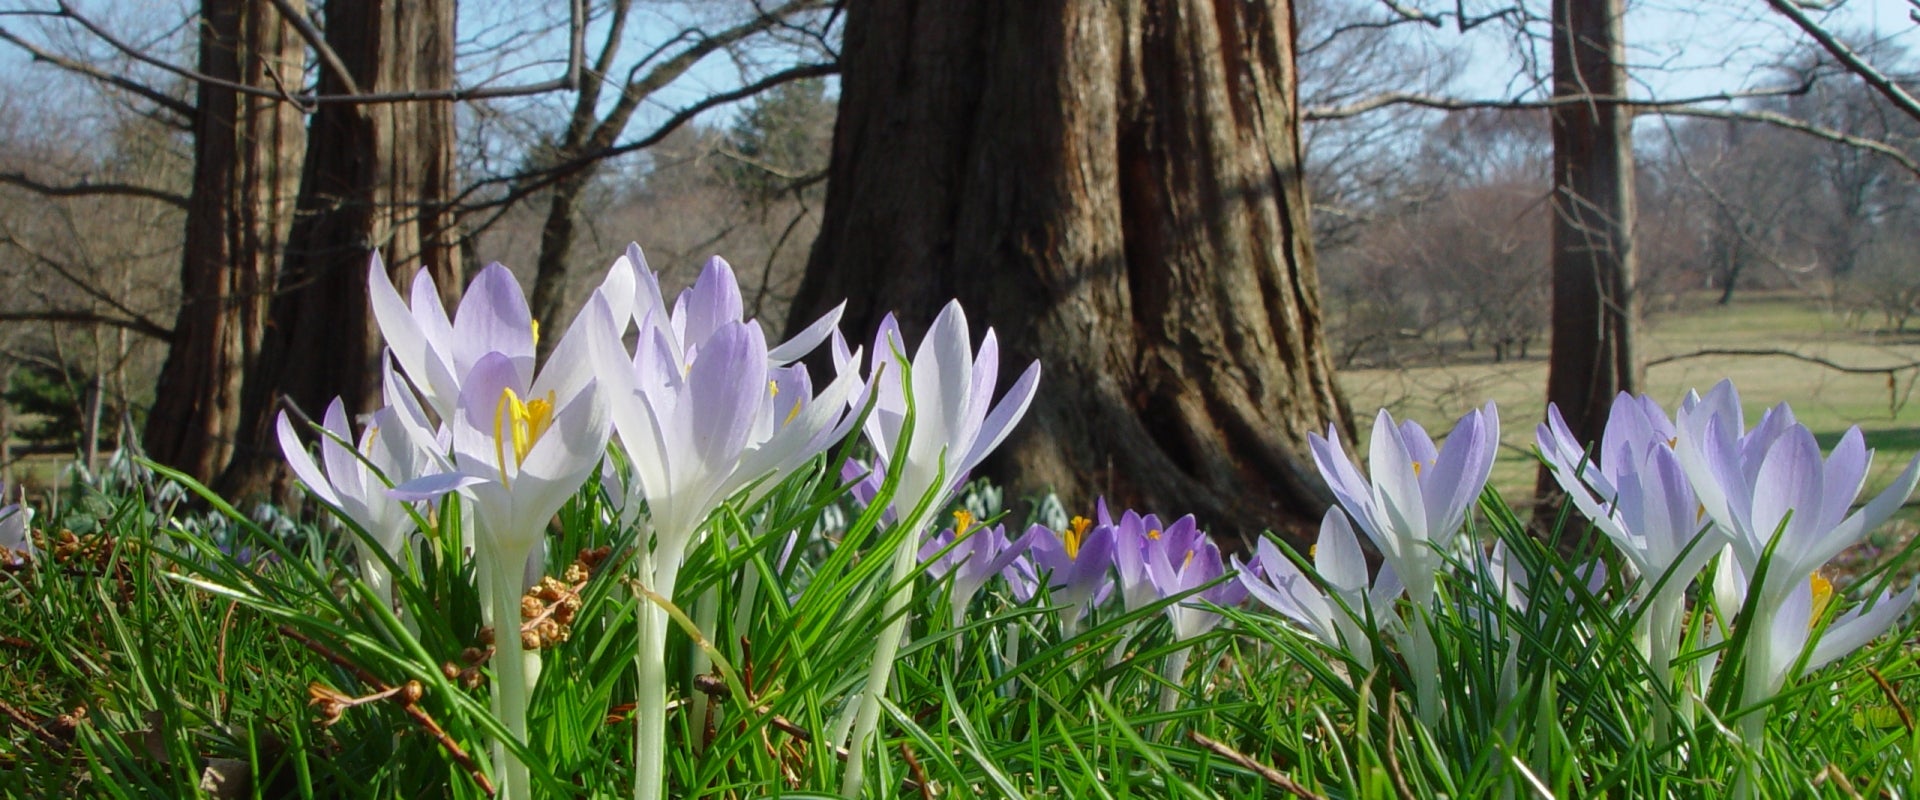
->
[277,397,432,603]
[1238,509,1403,674]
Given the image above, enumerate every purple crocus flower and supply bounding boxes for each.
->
[833,300,1040,520]
[1676,379,1920,611]
[1143,530,1245,641]
[1107,499,1204,613]
[1311,403,1499,606]
[1007,516,1115,635]
[278,396,432,601]
[1237,509,1402,673]
[918,510,1034,627]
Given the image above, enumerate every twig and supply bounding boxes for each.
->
[277,625,496,796]
[1764,0,1920,125]
[1645,347,1920,376]
[0,171,188,209]
[1866,667,1915,734]
[1187,731,1325,799]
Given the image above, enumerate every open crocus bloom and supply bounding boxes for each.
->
[1009,516,1114,631]
[1144,529,1246,641]
[1312,402,1498,605]
[918,510,1034,626]
[1718,560,1917,696]
[277,396,431,599]
[1676,380,1920,611]
[837,300,1040,519]
[1538,395,1724,596]
[371,253,635,422]
[1238,509,1402,673]
[1107,500,1204,613]
[597,253,861,571]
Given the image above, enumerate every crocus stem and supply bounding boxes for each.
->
[689,586,720,750]
[1646,594,1682,745]
[1408,610,1441,727]
[841,514,929,798]
[1734,603,1778,799]
[1154,646,1192,736]
[633,546,681,800]
[487,549,535,800]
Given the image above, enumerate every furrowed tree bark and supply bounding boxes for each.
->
[220,0,462,500]
[143,0,305,484]
[789,0,1348,542]
[1539,0,1638,520]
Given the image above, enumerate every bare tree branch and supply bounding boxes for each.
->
[1764,0,1920,124]
[45,0,585,107]
[0,310,171,341]
[1304,83,1813,120]
[0,171,188,209]
[264,0,360,96]
[1653,106,1920,181]
[0,235,174,343]
[0,25,194,123]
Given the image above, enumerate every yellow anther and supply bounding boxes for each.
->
[1810,574,1834,627]
[769,379,780,397]
[1667,436,1678,449]
[1147,528,1162,541]
[530,320,541,346]
[493,386,557,488]
[952,508,977,536]
[1412,460,1424,476]
[1064,515,1092,560]
[785,399,803,425]
[1309,544,1318,559]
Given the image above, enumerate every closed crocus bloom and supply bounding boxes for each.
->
[0,487,32,566]
[1109,501,1204,613]
[1312,403,1498,606]
[277,397,432,603]
[1237,509,1403,674]
[838,301,1041,516]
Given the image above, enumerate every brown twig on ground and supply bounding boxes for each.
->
[277,625,495,796]
[1866,667,1915,734]
[1187,731,1325,800]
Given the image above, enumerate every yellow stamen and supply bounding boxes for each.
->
[1064,515,1092,560]
[493,386,557,488]
[952,508,977,536]
[1412,461,1424,476]
[785,399,803,425]
[530,320,540,346]
[1667,436,1678,449]
[1182,548,1195,570]
[769,379,779,397]
[1810,574,1834,627]
[1147,528,1162,541]
[1309,544,1318,559]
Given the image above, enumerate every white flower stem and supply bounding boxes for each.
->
[841,514,929,798]
[1408,606,1441,727]
[688,586,720,750]
[486,549,535,800]
[1645,594,1683,744]
[633,544,682,800]
[1154,646,1192,736]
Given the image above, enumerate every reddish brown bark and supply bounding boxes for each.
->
[220,0,462,500]
[789,0,1348,542]
[143,0,305,483]
[1540,0,1638,505]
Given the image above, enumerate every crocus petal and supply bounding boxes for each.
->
[1315,508,1368,596]
[277,411,343,507]
[390,470,489,502]
[770,301,845,365]
[1808,586,1916,672]
[452,263,537,386]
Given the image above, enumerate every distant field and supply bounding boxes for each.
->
[1337,292,1920,536]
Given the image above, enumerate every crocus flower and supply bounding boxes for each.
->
[837,300,1041,518]
[1237,509,1403,674]
[837,299,1041,798]
[278,397,431,602]
[0,489,31,567]
[1010,516,1116,635]
[1677,383,1920,610]
[1717,560,1916,698]
[1312,403,1498,606]
[1312,402,1497,723]
[386,269,620,800]
[918,509,1034,628]
[1144,531,1245,642]
[1108,501,1205,613]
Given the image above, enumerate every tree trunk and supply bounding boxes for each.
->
[1538,0,1638,512]
[219,0,462,500]
[143,0,306,484]
[788,0,1347,542]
